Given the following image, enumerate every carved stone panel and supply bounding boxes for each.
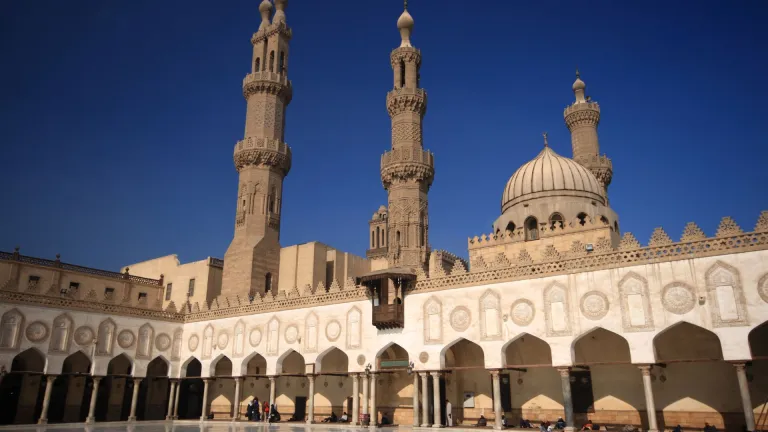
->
[479,290,502,340]
[74,326,95,347]
[137,323,154,360]
[25,321,49,343]
[759,273,768,304]
[202,325,214,360]
[305,312,318,353]
[284,325,298,344]
[450,306,471,332]
[234,320,245,357]
[0,309,24,351]
[544,282,572,337]
[618,272,654,332]
[661,282,696,315]
[346,307,361,349]
[267,317,279,355]
[117,330,136,349]
[188,334,200,352]
[423,297,442,344]
[96,319,116,356]
[49,314,73,353]
[249,328,262,347]
[580,291,610,320]
[325,320,341,342]
[171,329,183,360]
[155,333,171,352]
[705,261,748,327]
[510,299,535,327]
[217,331,229,350]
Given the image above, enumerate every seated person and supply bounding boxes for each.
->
[555,418,567,430]
[501,414,508,428]
[704,423,718,432]
[540,420,551,432]
[672,425,682,432]
[270,405,281,422]
[381,412,391,425]
[339,412,349,423]
[323,412,338,423]
[476,415,488,427]
[581,420,594,431]
[520,419,533,428]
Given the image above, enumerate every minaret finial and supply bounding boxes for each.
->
[575,66,580,79]
[397,1,414,47]
[543,132,549,148]
[404,0,408,10]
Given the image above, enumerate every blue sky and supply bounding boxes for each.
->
[1,0,766,270]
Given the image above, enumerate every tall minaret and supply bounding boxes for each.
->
[564,70,613,195]
[382,2,434,270]
[222,0,293,299]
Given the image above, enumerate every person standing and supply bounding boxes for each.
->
[445,400,453,427]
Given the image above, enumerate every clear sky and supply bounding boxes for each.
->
[1,0,766,271]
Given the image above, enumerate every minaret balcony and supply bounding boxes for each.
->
[242,72,292,101]
[386,88,427,116]
[380,148,435,187]
[233,137,292,174]
[243,71,290,86]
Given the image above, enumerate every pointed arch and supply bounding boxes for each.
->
[749,320,768,358]
[181,356,202,378]
[147,355,170,376]
[11,347,46,372]
[233,320,246,357]
[316,346,348,374]
[346,307,361,349]
[62,350,91,374]
[705,260,748,326]
[502,332,552,367]
[543,281,572,336]
[304,311,319,353]
[266,317,280,355]
[137,323,155,359]
[653,321,723,362]
[276,348,305,374]
[440,337,485,369]
[49,313,74,353]
[0,308,24,350]
[423,296,443,344]
[240,351,267,376]
[618,271,654,331]
[210,353,233,377]
[202,324,214,360]
[479,289,502,340]
[107,353,134,376]
[572,326,631,364]
[96,318,116,356]
[171,328,183,360]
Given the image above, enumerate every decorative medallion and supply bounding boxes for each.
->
[285,325,298,343]
[419,351,429,364]
[758,274,768,304]
[188,334,200,351]
[117,330,136,349]
[249,328,262,347]
[662,282,696,315]
[449,306,471,332]
[357,354,366,366]
[74,326,95,345]
[580,291,610,320]
[155,333,171,351]
[25,321,49,343]
[217,332,229,349]
[325,320,341,341]
[510,299,535,326]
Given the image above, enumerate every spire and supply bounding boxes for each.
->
[572,67,587,102]
[543,132,549,148]
[258,0,272,31]
[397,1,414,48]
[273,0,287,25]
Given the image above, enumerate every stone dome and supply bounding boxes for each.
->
[502,146,605,213]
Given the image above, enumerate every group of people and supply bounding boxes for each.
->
[244,398,281,422]
[321,411,350,423]
[475,415,568,430]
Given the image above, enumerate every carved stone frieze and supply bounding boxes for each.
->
[755,211,768,232]
[758,273,768,304]
[618,272,654,332]
[117,330,135,349]
[188,334,200,351]
[543,282,572,337]
[580,291,610,320]
[680,222,706,242]
[155,333,171,351]
[25,321,49,343]
[249,328,262,347]
[716,217,743,237]
[510,299,535,326]
[705,261,748,327]
[386,88,427,116]
[661,282,696,315]
[284,324,298,344]
[619,232,642,250]
[74,326,95,346]
[449,306,471,332]
[242,77,292,101]
[648,228,673,246]
[389,46,421,68]
[325,319,341,341]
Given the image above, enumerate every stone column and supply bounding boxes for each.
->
[420,372,430,427]
[166,380,177,421]
[38,375,56,424]
[491,370,503,430]
[307,375,316,424]
[269,376,276,407]
[86,376,102,423]
[200,378,211,421]
[352,374,360,425]
[638,366,658,432]
[557,367,575,431]
[412,372,420,427]
[172,379,182,419]
[733,362,756,432]
[431,372,443,428]
[128,378,143,421]
[233,377,242,420]
[370,372,378,427]
[362,373,370,418]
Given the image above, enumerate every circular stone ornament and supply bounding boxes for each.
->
[580,291,610,320]
[74,326,95,346]
[510,299,535,326]
[419,352,429,364]
[188,334,200,351]
[325,320,341,341]
[155,333,171,351]
[662,282,696,315]
[249,328,262,347]
[25,321,49,343]
[117,330,136,349]
[759,274,768,304]
[449,306,471,332]
[217,332,229,349]
[357,354,366,366]
[285,325,298,343]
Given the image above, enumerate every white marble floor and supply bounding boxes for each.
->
[0,421,414,432]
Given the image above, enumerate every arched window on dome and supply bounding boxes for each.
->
[614,221,620,234]
[505,222,516,235]
[577,212,588,227]
[600,216,609,226]
[549,213,564,230]
[525,217,539,241]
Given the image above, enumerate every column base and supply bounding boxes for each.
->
[432,425,445,428]
[421,424,432,427]
[172,416,179,420]
[493,427,503,431]
[37,419,48,425]
[85,417,95,424]
[564,427,576,432]
[306,420,316,424]
[647,429,659,432]
[200,416,207,421]
[128,416,137,421]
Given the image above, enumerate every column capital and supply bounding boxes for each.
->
[268,375,277,382]
[488,369,501,378]
[133,377,143,384]
[307,374,315,381]
[418,371,429,377]
[234,376,242,382]
[638,365,653,375]
[429,371,442,378]
[92,376,102,383]
[730,361,748,371]
[45,374,57,383]
[557,367,571,377]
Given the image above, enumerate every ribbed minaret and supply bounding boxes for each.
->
[222,0,293,299]
[564,70,613,195]
[382,3,434,269]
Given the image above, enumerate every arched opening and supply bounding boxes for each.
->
[549,213,564,230]
[138,357,170,421]
[177,358,203,419]
[240,353,268,420]
[501,334,561,425]
[599,216,609,226]
[0,348,46,424]
[525,217,539,241]
[93,353,133,422]
[442,338,487,426]
[269,50,275,72]
[207,355,234,419]
[373,343,410,425]
[276,350,308,421]
[653,322,740,431]
[577,213,588,226]
[749,321,768,428]
[399,60,406,88]
[47,351,92,424]
[255,57,261,72]
[265,273,272,293]
[313,347,350,423]
[614,221,619,234]
[279,51,285,73]
[505,222,516,235]
[571,327,641,428]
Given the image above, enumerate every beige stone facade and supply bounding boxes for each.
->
[0,2,767,432]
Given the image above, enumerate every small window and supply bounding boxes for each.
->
[614,221,620,234]
[28,275,40,290]
[29,275,40,283]
[505,222,516,234]
[265,273,272,293]
[399,60,406,88]
[165,283,173,301]
[549,213,564,230]
[188,279,195,297]
[600,216,609,226]
[269,51,275,72]
[69,282,80,292]
[525,217,539,241]
[104,287,115,295]
[279,51,285,73]
[138,292,147,300]
[577,213,588,226]
[255,57,261,72]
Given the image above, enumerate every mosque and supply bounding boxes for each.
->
[1,1,767,431]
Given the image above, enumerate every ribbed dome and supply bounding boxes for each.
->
[502,146,604,212]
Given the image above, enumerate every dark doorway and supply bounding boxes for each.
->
[570,370,594,413]
[0,374,23,424]
[346,397,353,418]
[500,373,512,412]
[177,379,203,419]
[294,396,307,421]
